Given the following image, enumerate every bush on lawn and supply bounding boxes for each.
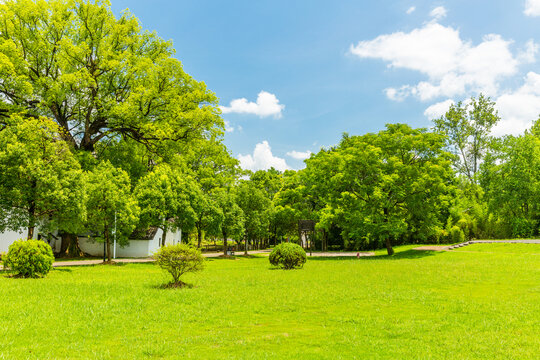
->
[4,240,55,278]
[154,244,204,287]
[269,243,307,270]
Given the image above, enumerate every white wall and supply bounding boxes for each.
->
[79,228,182,258]
[0,229,42,253]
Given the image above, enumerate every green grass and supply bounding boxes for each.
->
[0,245,539,359]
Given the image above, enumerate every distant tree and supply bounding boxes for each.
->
[434,94,500,183]
[0,116,85,241]
[213,188,245,255]
[236,181,271,254]
[86,161,140,262]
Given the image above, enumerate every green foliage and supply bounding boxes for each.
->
[0,116,85,238]
[236,181,271,248]
[449,226,465,243]
[154,244,205,285]
[269,242,307,269]
[86,161,140,261]
[0,0,223,153]
[4,240,54,278]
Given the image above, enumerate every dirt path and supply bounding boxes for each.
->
[414,239,540,252]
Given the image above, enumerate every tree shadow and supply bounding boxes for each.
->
[53,268,73,273]
[307,250,441,261]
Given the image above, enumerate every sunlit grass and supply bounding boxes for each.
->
[0,245,538,359]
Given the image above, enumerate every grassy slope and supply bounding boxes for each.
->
[0,246,539,359]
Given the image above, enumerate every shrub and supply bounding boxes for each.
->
[153,244,204,286]
[4,240,55,278]
[449,226,465,243]
[269,243,307,270]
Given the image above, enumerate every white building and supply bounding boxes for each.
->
[0,227,182,258]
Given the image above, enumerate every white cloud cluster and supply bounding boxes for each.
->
[350,22,530,101]
[525,0,540,16]
[406,6,416,15]
[429,6,447,21]
[238,141,290,172]
[494,72,540,136]
[286,150,312,160]
[220,91,285,118]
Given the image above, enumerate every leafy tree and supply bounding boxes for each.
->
[0,0,223,152]
[135,164,195,247]
[314,124,453,255]
[213,188,245,255]
[86,161,140,262]
[236,181,271,254]
[434,94,500,183]
[0,116,85,240]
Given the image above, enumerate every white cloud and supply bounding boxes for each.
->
[238,141,290,172]
[525,0,540,16]
[493,72,540,136]
[518,39,539,63]
[286,150,312,160]
[429,6,447,21]
[350,22,528,101]
[406,6,416,14]
[220,91,285,118]
[424,99,454,119]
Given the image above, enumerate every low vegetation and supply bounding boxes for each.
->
[153,244,205,287]
[3,239,54,278]
[269,242,307,269]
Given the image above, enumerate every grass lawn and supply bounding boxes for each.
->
[0,245,539,359]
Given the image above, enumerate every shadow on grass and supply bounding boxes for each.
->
[53,268,73,273]
[307,250,441,261]
[150,281,195,290]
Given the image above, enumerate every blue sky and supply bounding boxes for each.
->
[110,0,540,171]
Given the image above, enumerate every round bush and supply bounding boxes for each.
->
[269,243,307,270]
[153,244,205,286]
[4,240,55,278]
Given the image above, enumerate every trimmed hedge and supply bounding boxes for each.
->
[269,243,307,270]
[4,240,55,278]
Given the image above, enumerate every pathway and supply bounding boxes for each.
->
[414,239,540,252]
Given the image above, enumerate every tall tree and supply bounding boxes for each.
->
[0,0,223,151]
[236,181,271,255]
[213,188,245,255]
[0,115,85,240]
[86,161,140,262]
[434,94,500,183]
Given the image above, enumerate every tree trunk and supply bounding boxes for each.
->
[27,225,34,240]
[244,236,248,255]
[105,224,112,262]
[162,226,168,247]
[223,232,228,256]
[197,226,202,248]
[385,237,394,256]
[59,233,83,257]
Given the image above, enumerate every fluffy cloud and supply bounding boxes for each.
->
[238,141,290,172]
[220,91,285,118]
[429,6,447,21]
[224,120,234,133]
[423,99,455,119]
[493,72,540,136]
[525,0,540,16]
[286,150,312,160]
[406,6,416,14]
[350,23,532,101]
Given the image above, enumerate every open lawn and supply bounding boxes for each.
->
[1,245,539,359]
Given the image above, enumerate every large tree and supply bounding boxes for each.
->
[0,0,223,152]
[0,115,85,240]
[86,161,140,262]
[312,124,453,255]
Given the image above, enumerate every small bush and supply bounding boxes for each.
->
[269,243,307,270]
[449,226,465,243]
[153,244,204,287]
[4,240,55,278]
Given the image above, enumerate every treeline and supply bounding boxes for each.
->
[0,1,539,257]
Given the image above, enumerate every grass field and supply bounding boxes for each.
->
[0,245,539,359]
